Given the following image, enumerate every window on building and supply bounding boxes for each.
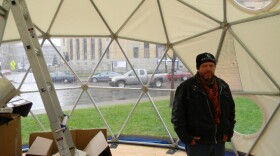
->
[133,47,139,58]
[156,44,165,58]
[64,52,69,62]
[98,38,102,59]
[144,42,150,58]
[76,38,80,60]
[83,38,87,60]
[106,48,110,59]
[91,38,95,59]
[69,39,73,60]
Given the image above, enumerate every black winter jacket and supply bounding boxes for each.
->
[171,75,235,145]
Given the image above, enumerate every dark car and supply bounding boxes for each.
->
[50,72,76,83]
[90,71,121,83]
[166,70,192,81]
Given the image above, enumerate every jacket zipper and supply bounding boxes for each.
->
[205,86,223,144]
[216,86,223,144]
[194,84,225,144]
[206,99,217,144]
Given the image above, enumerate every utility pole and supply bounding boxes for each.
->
[169,52,176,107]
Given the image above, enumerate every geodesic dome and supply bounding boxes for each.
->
[1,0,280,155]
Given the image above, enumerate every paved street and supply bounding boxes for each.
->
[5,72,181,113]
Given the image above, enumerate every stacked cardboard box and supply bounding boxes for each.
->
[27,129,111,156]
[0,98,32,155]
[0,113,22,156]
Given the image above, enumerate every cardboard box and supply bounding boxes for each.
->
[29,129,110,155]
[84,131,109,156]
[0,77,17,108]
[0,113,22,156]
[26,136,53,156]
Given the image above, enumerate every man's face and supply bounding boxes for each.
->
[198,62,216,82]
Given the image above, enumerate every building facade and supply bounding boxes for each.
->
[61,38,182,74]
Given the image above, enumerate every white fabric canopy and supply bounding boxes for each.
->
[2,0,279,94]
[1,0,280,155]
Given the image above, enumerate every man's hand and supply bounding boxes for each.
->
[190,136,201,145]
[223,135,228,142]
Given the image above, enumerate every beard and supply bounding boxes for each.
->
[200,72,214,82]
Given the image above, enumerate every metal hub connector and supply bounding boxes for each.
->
[42,33,51,40]
[81,84,88,91]
[221,22,229,30]
[142,85,149,93]
[111,34,117,40]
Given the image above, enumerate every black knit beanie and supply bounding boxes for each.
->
[196,52,216,69]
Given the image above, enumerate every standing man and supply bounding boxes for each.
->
[171,52,235,156]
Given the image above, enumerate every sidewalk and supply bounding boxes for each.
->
[30,95,170,115]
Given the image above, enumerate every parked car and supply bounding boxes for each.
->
[90,71,121,83]
[17,68,28,72]
[166,70,192,81]
[50,71,76,83]
[109,69,167,88]
[1,69,12,75]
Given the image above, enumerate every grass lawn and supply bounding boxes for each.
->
[21,96,263,145]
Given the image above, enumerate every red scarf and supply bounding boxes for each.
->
[199,77,221,125]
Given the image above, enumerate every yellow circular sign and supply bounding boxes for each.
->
[10,60,16,70]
